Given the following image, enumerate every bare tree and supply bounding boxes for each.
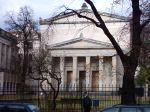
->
[47,0,149,104]
[70,0,150,104]
[5,6,39,96]
[30,47,61,111]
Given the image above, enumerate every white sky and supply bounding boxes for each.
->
[0,0,130,28]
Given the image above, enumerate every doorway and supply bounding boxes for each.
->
[79,71,86,90]
[67,71,72,90]
[92,71,99,91]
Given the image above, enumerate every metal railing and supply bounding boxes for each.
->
[0,85,150,112]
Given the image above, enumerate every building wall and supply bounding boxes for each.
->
[139,26,150,68]
[39,10,129,90]
[40,14,130,50]
[0,28,18,94]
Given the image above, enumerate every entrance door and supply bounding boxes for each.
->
[79,71,86,91]
[67,71,72,91]
[92,71,99,91]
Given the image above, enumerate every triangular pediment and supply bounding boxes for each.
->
[40,9,129,25]
[49,37,113,49]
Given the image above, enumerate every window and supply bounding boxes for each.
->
[6,45,9,69]
[144,107,150,112]
[4,108,28,112]
[28,105,40,112]
[102,107,119,112]
[143,31,150,42]
[121,107,142,112]
[1,44,4,67]
[7,105,28,112]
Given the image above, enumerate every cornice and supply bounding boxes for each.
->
[40,9,130,25]
[47,37,113,50]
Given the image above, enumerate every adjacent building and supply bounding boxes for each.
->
[139,25,150,68]
[0,28,18,94]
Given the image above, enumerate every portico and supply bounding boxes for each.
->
[48,37,119,91]
[40,5,130,91]
[0,28,18,94]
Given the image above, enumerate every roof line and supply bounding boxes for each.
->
[40,9,130,25]
[0,28,17,42]
[47,37,113,48]
[50,47,114,50]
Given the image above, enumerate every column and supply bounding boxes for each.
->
[60,57,65,88]
[112,56,117,86]
[0,72,4,95]
[99,56,104,90]
[0,43,2,68]
[73,56,77,90]
[86,56,90,89]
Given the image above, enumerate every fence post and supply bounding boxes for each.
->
[145,84,148,97]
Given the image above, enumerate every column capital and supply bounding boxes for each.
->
[73,56,77,59]
[99,56,103,59]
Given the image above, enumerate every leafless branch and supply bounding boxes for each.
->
[65,8,102,28]
[141,18,150,30]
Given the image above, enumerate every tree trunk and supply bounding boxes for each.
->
[83,0,143,104]
[51,93,56,111]
[121,65,136,104]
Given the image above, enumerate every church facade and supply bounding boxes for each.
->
[39,5,130,91]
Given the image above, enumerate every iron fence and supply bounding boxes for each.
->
[0,85,150,112]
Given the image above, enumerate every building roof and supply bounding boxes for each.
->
[0,28,17,42]
[47,37,113,50]
[40,8,130,25]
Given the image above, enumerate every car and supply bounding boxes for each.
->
[0,101,40,112]
[98,104,150,112]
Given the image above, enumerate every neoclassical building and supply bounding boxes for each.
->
[40,4,130,90]
[0,28,18,94]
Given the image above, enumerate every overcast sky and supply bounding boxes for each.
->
[0,0,130,29]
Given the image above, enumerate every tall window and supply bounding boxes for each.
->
[6,45,9,69]
[1,44,4,68]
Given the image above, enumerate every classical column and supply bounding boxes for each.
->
[0,43,2,68]
[86,56,90,89]
[112,56,117,86]
[73,56,77,90]
[60,57,65,88]
[0,72,4,95]
[99,56,104,91]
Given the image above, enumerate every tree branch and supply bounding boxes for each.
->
[141,18,150,31]
[84,0,126,62]
[66,8,102,28]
